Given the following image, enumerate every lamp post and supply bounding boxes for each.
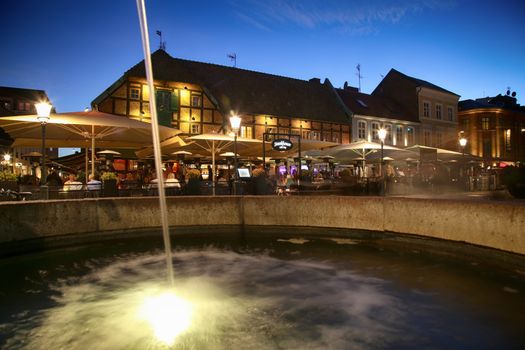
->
[378,128,387,196]
[229,114,241,195]
[36,102,52,199]
[459,137,468,190]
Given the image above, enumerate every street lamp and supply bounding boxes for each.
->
[378,128,387,195]
[36,102,52,198]
[229,114,241,195]
[459,137,468,189]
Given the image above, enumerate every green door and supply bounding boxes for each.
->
[155,90,173,127]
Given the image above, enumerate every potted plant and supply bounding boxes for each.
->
[185,168,201,195]
[101,172,118,197]
[0,171,18,191]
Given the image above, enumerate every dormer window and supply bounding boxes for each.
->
[356,99,367,108]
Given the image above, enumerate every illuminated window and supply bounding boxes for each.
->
[332,133,339,143]
[482,117,490,130]
[371,122,380,141]
[191,94,202,107]
[407,127,414,145]
[130,87,140,100]
[447,107,454,121]
[17,101,25,111]
[395,126,403,146]
[357,120,366,140]
[423,102,430,117]
[384,124,392,143]
[505,129,511,152]
[302,130,310,140]
[240,126,253,139]
[190,124,200,134]
[311,131,320,140]
[436,104,442,120]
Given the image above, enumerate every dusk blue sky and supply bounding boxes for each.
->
[1,0,524,114]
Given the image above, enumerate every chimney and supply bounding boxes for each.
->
[309,77,321,84]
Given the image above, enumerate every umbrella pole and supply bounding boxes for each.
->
[85,147,89,184]
[212,141,216,196]
[91,127,95,177]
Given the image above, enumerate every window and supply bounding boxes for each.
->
[17,101,25,111]
[1,100,11,110]
[384,124,392,143]
[436,104,442,120]
[240,126,253,139]
[407,127,414,145]
[482,117,490,130]
[371,122,380,141]
[191,94,202,107]
[395,126,403,146]
[447,107,454,121]
[505,129,511,152]
[436,132,443,147]
[302,130,311,140]
[190,124,200,134]
[130,87,140,100]
[311,131,320,140]
[357,120,366,140]
[424,130,431,146]
[423,102,430,118]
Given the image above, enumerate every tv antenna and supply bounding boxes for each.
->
[356,64,363,92]
[156,30,166,50]
[227,53,237,67]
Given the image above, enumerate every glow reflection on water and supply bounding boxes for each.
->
[2,250,405,349]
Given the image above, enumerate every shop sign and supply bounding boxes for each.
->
[272,139,293,151]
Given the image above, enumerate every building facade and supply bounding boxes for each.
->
[92,50,352,145]
[458,93,525,164]
[372,69,460,150]
[337,86,419,147]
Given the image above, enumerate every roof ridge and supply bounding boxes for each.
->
[0,86,46,93]
[160,51,325,85]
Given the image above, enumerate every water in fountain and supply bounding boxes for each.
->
[1,235,524,349]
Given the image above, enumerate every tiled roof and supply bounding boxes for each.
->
[337,88,418,123]
[116,50,351,124]
[387,69,459,96]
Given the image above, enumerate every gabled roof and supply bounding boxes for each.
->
[336,88,418,123]
[373,69,459,97]
[94,50,351,124]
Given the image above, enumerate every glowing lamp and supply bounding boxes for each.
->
[459,137,467,147]
[35,102,52,123]
[3,153,11,162]
[378,128,387,142]
[229,115,241,133]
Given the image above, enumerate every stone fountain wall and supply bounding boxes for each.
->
[0,196,524,256]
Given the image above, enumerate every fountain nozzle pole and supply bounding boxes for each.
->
[136,0,174,287]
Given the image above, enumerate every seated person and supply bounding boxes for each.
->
[64,174,83,191]
[165,172,181,188]
[87,174,102,191]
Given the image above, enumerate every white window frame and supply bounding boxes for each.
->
[371,122,380,141]
[423,101,431,118]
[395,125,403,146]
[357,120,367,140]
[435,104,442,120]
[447,106,454,121]
[190,124,200,134]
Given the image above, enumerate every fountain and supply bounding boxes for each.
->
[0,2,524,349]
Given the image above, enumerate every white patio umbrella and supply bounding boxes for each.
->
[0,111,182,179]
[322,140,413,175]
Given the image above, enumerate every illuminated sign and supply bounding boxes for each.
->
[272,139,293,151]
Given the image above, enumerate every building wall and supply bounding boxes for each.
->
[95,77,351,144]
[417,87,459,150]
[458,108,525,163]
[352,115,419,147]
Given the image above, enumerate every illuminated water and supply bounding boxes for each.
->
[1,235,524,349]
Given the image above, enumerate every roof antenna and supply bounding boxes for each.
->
[227,53,237,67]
[356,64,363,92]
[156,30,166,50]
